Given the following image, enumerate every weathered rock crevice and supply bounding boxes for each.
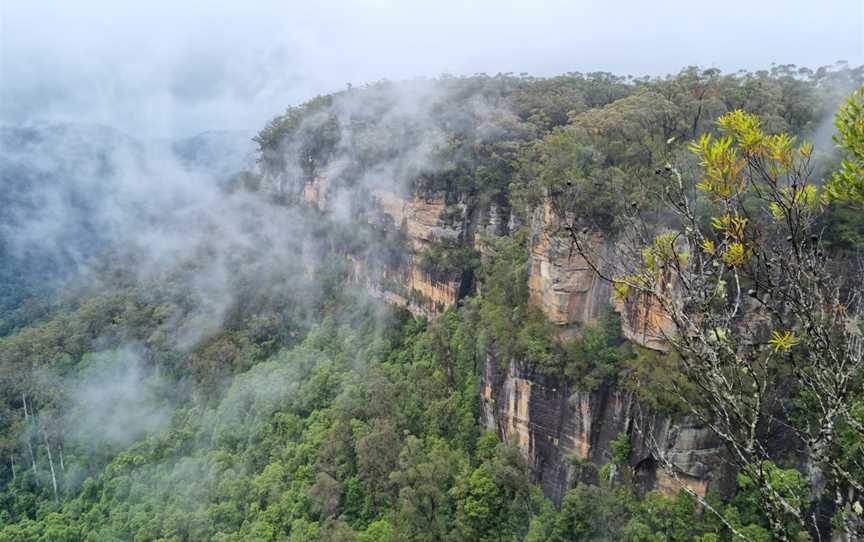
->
[292,174,726,504]
[296,177,469,317]
[480,353,733,504]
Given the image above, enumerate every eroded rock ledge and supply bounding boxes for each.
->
[297,176,468,317]
[295,175,722,503]
[480,353,732,504]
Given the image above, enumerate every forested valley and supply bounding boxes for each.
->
[1,64,863,541]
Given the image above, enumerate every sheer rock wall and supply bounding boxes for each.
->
[287,173,719,504]
[480,354,731,504]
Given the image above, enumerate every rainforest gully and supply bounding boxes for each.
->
[1,2,864,541]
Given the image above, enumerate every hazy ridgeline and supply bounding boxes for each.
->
[0,65,862,541]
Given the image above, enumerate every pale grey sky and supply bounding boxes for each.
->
[1,0,862,137]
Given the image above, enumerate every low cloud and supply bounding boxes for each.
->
[65,347,173,448]
[2,0,861,138]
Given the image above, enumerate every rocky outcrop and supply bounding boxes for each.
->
[526,200,675,351]
[480,354,732,504]
[363,188,465,316]
[527,227,611,329]
[289,176,468,317]
[351,259,462,317]
[409,266,461,310]
[483,202,726,503]
[303,176,331,211]
[526,201,613,341]
[368,188,459,251]
[616,290,676,352]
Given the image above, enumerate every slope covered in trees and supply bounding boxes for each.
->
[0,64,862,541]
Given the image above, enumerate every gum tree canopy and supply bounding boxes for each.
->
[564,86,864,540]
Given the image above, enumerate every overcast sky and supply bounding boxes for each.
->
[1,0,862,138]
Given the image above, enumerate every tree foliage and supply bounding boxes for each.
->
[2,64,863,541]
[566,104,864,539]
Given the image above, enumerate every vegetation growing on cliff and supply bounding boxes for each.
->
[1,65,863,541]
[0,261,789,542]
[562,91,864,538]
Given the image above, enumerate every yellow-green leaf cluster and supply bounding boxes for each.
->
[692,110,815,203]
[722,242,752,267]
[711,214,748,241]
[689,133,746,199]
[611,273,654,302]
[717,110,766,155]
[640,233,689,274]
[769,185,825,220]
[769,330,800,352]
[612,279,632,302]
[716,110,799,168]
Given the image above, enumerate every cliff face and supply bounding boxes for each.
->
[616,290,676,352]
[480,354,731,504]
[525,200,674,354]
[303,176,330,211]
[369,189,455,251]
[500,205,719,502]
[527,202,611,333]
[296,177,467,317]
[363,188,465,316]
[290,173,718,504]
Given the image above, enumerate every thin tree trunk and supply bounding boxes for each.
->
[692,101,703,139]
[27,440,37,477]
[58,443,65,472]
[26,440,37,478]
[10,454,15,481]
[43,432,58,503]
[22,394,37,479]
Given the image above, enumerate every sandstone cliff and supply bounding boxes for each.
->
[290,173,717,505]
[296,177,468,317]
[303,176,331,211]
[362,188,465,316]
[480,354,731,504]
[527,202,611,332]
[616,290,676,352]
[525,199,674,353]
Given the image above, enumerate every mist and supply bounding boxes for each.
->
[1,0,861,138]
[63,347,173,449]
[2,2,864,538]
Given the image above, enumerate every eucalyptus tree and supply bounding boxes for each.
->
[559,87,864,540]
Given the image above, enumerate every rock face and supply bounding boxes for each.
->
[287,172,721,505]
[480,354,731,504]
[616,290,676,352]
[351,258,463,318]
[303,176,331,211]
[363,188,466,317]
[526,200,674,351]
[528,205,612,331]
[368,189,458,251]
[295,177,468,317]
[489,203,710,502]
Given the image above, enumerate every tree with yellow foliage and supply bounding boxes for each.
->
[565,97,864,540]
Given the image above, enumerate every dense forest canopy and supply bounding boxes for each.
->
[0,64,863,541]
